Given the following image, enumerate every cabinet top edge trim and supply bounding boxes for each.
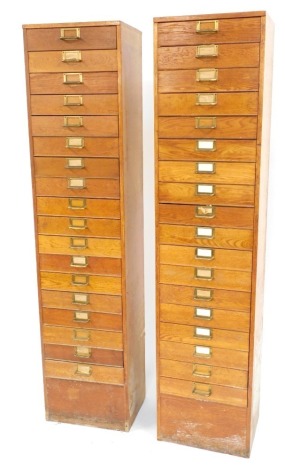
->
[154,11,267,23]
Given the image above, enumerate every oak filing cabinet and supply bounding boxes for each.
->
[154,11,273,456]
[23,21,145,430]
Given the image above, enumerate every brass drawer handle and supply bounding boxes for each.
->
[194,288,213,301]
[196,93,217,105]
[62,50,82,62]
[64,95,83,106]
[68,177,86,189]
[196,139,216,151]
[196,44,218,58]
[74,311,90,323]
[60,28,81,40]
[66,137,84,149]
[193,364,212,378]
[196,184,215,196]
[63,73,83,84]
[68,198,86,210]
[194,326,212,338]
[196,162,215,174]
[73,329,90,341]
[195,267,213,280]
[71,255,88,267]
[195,117,216,129]
[66,158,85,169]
[196,20,219,34]
[196,227,214,238]
[75,364,92,376]
[72,274,89,286]
[75,346,91,358]
[194,307,213,320]
[73,293,89,305]
[70,237,88,249]
[195,247,214,259]
[194,345,212,357]
[192,383,212,397]
[195,205,215,218]
[196,69,218,82]
[69,218,87,230]
[64,116,83,127]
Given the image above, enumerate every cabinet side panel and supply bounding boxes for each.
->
[118,24,145,427]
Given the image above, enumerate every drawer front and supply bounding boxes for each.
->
[31,116,118,137]
[29,50,118,72]
[43,325,123,349]
[45,359,124,385]
[30,94,118,116]
[158,68,259,93]
[42,307,122,331]
[160,245,252,271]
[40,271,122,295]
[160,284,251,312]
[39,254,121,276]
[160,359,248,388]
[160,322,249,351]
[160,265,251,292]
[159,162,255,185]
[42,290,122,314]
[44,344,123,367]
[159,204,254,229]
[157,18,261,46]
[159,183,255,206]
[37,216,121,238]
[30,72,118,95]
[37,197,120,218]
[158,43,259,70]
[38,234,121,258]
[33,137,119,157]
[35,177,120,199]
[160,340,249,370]
[158,116,257,139]
[158,139,257,162]
[160,303,250,332]
[26,26,117,51]
[160,376,247,407]
[158,92,258,116]
[34,157,119,178]
[159,224,253,250]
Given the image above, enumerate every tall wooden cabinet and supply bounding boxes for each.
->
[154,11,273,456]
[23,21,145,430]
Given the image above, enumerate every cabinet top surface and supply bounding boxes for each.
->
[23,20,123,29]
[154,11,266,22]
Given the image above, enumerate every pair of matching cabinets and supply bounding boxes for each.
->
[23,10,273,457]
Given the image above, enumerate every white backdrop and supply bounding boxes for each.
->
[1,1,284,468]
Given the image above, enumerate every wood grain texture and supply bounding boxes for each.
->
[30,72,118,95]
[42,289,122,314]
[33,136,119,157]
[154,11,265,22]
[37,216,121,238]
[37,197,120,218]
[39,254,122,275]
[35,177,119,199]
[38,234,121,258]
[34,157,119,178]
[40,271,122,295]
[44,344,124,367]
[42,307,122,330]
[31,116,118,137]
[29,50,118,72]
[43,325,123,349]
[30,94,118,116]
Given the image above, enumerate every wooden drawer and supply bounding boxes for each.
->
[160,322,249,350]
[39,254,121,276]
[159,224,253,250]
[30,94,118,116]
[158,43,259,70]
[42,290,122,314]
[160,377,247,407]
[29,50,117,72]
[35,177,119,199]
[38,234,121,258]
[34,157,119,178]
[40,271,121,295]
[159,204,254,229]
[45,360,124,385]
[159,183,255,206]
[43,325,123,349]
[26,26,117,51]
[37,216,121,238]
[160,264,251,292]
[159,162,255,185]
[160,359,248,388]
[158,68,259,93]
[158,92,258,116]
[42,307,122,331]
[160,245,252,271]
[37,197,120,218]
[158,116,257,139]
[30,72,118,95]
[157,17,261,46]
[160,340,249,370]
[158,139,256,162]
[33,137,119,157]
[44,344,124,367]
[160,284,251,312]
[31,116,118,137]
[160,303,250,332]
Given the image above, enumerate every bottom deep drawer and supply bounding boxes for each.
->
[45,359,124,385]
[44,344,124,367]
[160,376,247,407]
